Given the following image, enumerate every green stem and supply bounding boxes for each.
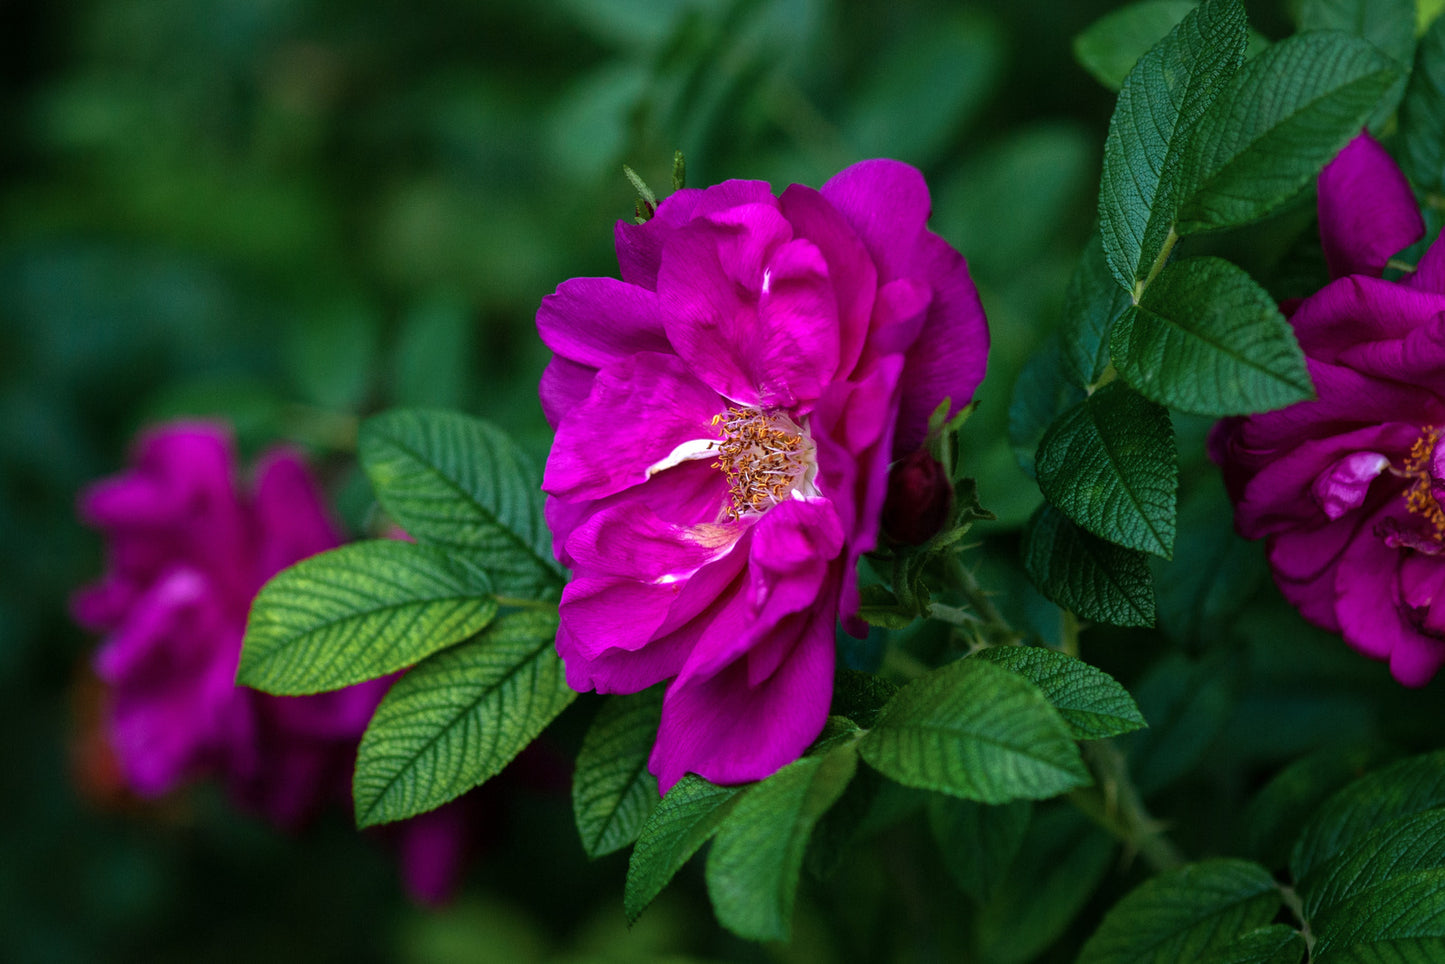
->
[1069,741,1186,874]
[944,554,1020,648]
[1132,225,1179,304]
[1279,884,1316,960]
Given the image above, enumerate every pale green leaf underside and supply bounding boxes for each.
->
[1036,380,1178,558]
[1074,0,1200,92]
[1114,255,1313,416]
[352,610,573,827]
[1023,504,1156,627]
[858,657,1089,804]
[360,408,564,598]
[239,539,496,695]
[572,688,664,859]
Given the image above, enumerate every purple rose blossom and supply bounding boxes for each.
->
[1212,132,1445,687]
[72,422,470,903]
[538,159,989,790]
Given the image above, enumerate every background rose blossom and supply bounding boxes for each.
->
[1213,133,1445,687]
[72,421,471,902]
[539,160,988,789]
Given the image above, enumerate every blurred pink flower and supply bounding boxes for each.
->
[73,421,469,902]
[1213,133,1445,686]
[538,159,989,790]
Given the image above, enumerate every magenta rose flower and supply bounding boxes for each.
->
[537,159,989,790]
[72,421,470,902]
[1212,133,1445,687]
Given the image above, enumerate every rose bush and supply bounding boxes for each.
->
[1212,133,1445,687]
[73,422,470,902]
[537,159,989,789]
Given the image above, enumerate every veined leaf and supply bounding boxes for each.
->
[858,657,1089,804]
[352,610,573,827]
[1312,867,1445,962]
[239,539,497,695]
[1062,232,1132,389]
[1078,859,1282,964]
[1036,381,1178,558]
[359,409,564,598]
[1074,0,1201,92]
[1301,807,1445,919]
[572,688,664,859]
[1401,15,1445,195]
[973,646,1147,740]
[625,775,741,923]
[705,744,858,942]
[1099,0,1248,289]
[1008,336,1085,480]
[1114,256,1312,416]
[1291,750,1445,883]
[1199,925,1307,964]
[1022,504,1156,628]
[1177,31,1399,233]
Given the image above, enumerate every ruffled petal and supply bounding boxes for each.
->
[893,233,989,454]
[539,356,599,429]
[543,352,722,502]
[820,159,930,283]
[1292,275,1445,366]
[1406,233,1445,295]
[1318,133,1424,279]
[537,277,670,368]
[657,204,842,408]
[648,605,833,791]
[251,449,342,587]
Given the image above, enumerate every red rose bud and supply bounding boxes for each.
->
[883,448,953,545]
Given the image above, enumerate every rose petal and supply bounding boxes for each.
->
[1318,133,1424,279]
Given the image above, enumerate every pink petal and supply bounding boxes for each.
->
[536,277,670,368]
[1318,133,1424,279]
[820,159,931,283]
[539,356,599,429]
[543,352,722,502]
[251,449,342,586]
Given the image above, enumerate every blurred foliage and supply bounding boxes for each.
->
[9,0,1434,961]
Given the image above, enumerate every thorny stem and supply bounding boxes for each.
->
[1279,884,1317,961]
[1133,225,1179,304]
[1069,741,1187,874]
[944,553,1019,648]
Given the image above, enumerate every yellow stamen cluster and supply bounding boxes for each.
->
[711,407,810,519]
[1402,426,1445,536]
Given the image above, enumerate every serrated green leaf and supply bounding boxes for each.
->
[1244,744,1393,870]
[359,409,564,598]
[1401,16,1445,195]
[705,745,858,942]
[975,804,1117,964]
[1292,750,1445,883]
[1036,381,1178,557]
[1114,256,1313,416]
[1302,807,1445,919]
[972,646,1147,740]
[1074,0,1201,92]
[830,669,899,730]
[1099,0,1248,289]
[857,657,1089,804]
[1313,868,1445,962]
[1079,859,1282,964]
[1022,504,1156,627]
[1008,336,1085,480]
[1063,232,1132,389]
[351,610,573,827]
[928,796,1031,903]
[625,775,741,924]
[1199,925,1307,964]
[572,688,664,859]
[1178,32,1400,233]
[239,540,497,695]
